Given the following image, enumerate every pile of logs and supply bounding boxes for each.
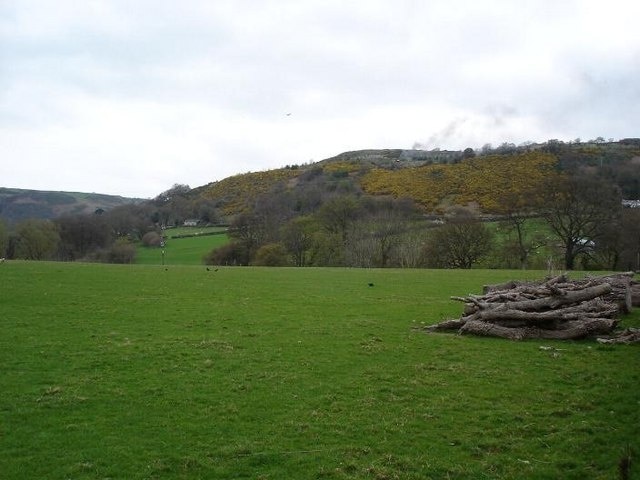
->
[425,272,640,341]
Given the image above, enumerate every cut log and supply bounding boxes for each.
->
[460,318,619,341]
[482,280,521,294]
[424,318,468,331]
[630,283,640,308]
[481,274,569,294]
[473,283,612,312]
[423,272,634,341]
[597,328,640,344]
[476,302,619,325]
[618,282,633,314]
[460,320,526,340]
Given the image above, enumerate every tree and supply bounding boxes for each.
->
[306,231,344,267]
[396,229,425,268]
[0,219,8,257]
[252,243,290,266]
[55,214,112,260]
[154,183,191,204]
[421,209,494,268]
[316,196,361,245]
[281,216,316,267]
[462,147,476,159]
[106,204,153,239]
[542,174,621,270]
[228,212,264,261]
[194,198,219,224]
[346,199,413,267]
[619,208,640,271]
[152,184,193,226]
[494,188,546,269]
[250,190,296,245]
[13,219,60,260]
[495,142,517,155]
[589,215,623,270]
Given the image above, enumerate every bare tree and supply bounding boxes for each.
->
[281,216,316,267]
[55,213,112,260]
[228,212,264,261]
[422,208,494,269]
[361,210,406,267]
[317,195,361,245]
[619,208,640,271]
[397,229,425,268]
[0,219,8,257]
[343,197,416,267]
[494,188,547,269]
[542,174,621,270]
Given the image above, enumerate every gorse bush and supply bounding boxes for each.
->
[361,152,558,212]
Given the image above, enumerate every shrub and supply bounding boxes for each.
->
[141,231,163,247]
[421,211,494,268]
[204,242,250,266]
[106,238,136,264]
[252,243,290,266]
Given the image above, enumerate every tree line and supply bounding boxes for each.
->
[200,172,639,271]
[1,142,639,270]
[0,184,219,263]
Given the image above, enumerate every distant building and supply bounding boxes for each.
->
[622,199,640,208]
[183,219,199,226]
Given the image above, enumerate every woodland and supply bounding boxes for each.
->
[1,138,639,271]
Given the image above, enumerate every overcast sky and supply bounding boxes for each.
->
[1,0,639,198]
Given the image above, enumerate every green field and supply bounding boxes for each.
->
[135,227,229,265]
[1,262,638,479]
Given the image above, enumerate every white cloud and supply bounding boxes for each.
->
[1,0,639,197]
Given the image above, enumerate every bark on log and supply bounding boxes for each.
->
[482,280,521,294]
[460,318,618,341]
[597,328,640,344]
[476,302,619,325]
[618,283,633,314]
[460,320,526,340]
[424,318,468,331]
[474,283,612,312]
[481,274,569,294]
[596,274,633,313]
[630,283,640,308]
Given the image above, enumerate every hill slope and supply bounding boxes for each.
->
[0,187,142,223]
[4,139,638,223]
[194,151,558,216]
[193,140,640,218]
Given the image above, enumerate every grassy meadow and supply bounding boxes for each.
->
[135,227,228,266]
[1,262,638,479]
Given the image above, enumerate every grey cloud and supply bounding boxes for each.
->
[2,0,639,196]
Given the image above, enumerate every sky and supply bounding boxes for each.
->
[1,1,639,198]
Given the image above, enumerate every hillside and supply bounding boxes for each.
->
[4,138,639,223]
[3,138,638,269]
[0,188,142,223]
[193,139,640,218]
